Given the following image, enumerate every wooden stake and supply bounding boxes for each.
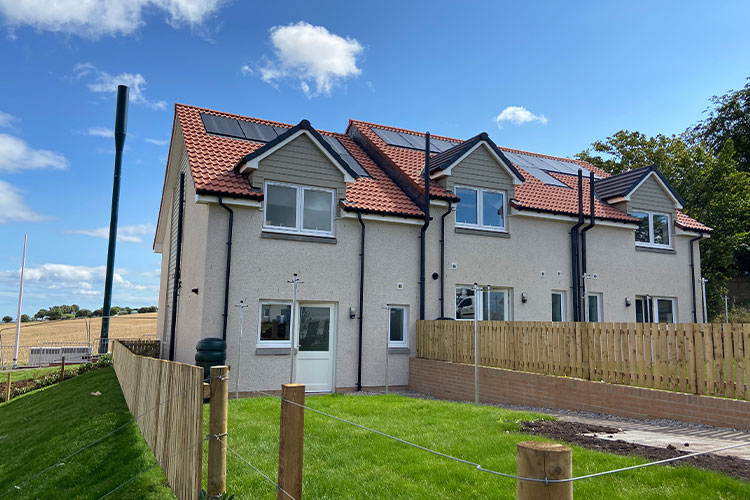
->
[60,356,65,383]
[278,383,305,500]
[517,441,572,500]
[207,365,229,498]
[4,372,10,402]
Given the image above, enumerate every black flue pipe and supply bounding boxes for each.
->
[218,196,234,341]
[100,85,129,353]
[168,172,185,361]
[570,170,584,322]
[419,132,431,320]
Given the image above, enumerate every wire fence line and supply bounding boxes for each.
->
[0,378,211,498]
[214,435,298,500]
[239,387,750,485]
[96,437,209,500]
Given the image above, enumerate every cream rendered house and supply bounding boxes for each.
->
[153,104,711,393]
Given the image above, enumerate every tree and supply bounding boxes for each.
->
[76,309,92,318]
[20,314,31,323]
[2,316,11,323]
[92,309,102,317]
[109,306,120,317]
[35,309,48,320]
[578,133,750,317]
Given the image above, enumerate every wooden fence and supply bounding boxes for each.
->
[112,341,203,500]
[417,320,750,400]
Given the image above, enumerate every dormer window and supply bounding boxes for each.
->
[633,210,670,248]
[455,186,506,232]
[264,181,335,236]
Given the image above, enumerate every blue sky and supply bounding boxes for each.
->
[1,0,749,318]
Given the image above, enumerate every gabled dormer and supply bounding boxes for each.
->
[595,165,685,250]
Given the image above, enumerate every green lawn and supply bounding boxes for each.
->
[0,368,175,500]
[209,394,750,500]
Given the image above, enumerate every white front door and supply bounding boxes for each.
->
[295,304,335,392]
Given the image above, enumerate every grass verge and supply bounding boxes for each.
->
[208,394,750,499]
[0,367,176,499]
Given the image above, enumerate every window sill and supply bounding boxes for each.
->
[635,245,675,255]
[261,231,336,244]
[255,347,292,355]
[388,346,411,354]
[455,227,510,238]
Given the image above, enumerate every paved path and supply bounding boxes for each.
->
[548,411,750,460]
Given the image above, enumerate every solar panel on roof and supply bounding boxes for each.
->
[371,128,412,148]
[238,120,282,142]
[201,114,245,139]
[502,150,600,185]
[371,127,461,153]
[321,135,370,178]
[430,138,458,153]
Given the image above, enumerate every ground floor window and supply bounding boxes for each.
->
[635,296,675,323]
[388,305,408,347]
[258,302,292,346]
[456,285,510,320]
[587,293,602,322]
[551,291,565,322]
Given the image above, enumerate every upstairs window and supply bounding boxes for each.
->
[455,186,506,231]
[633,211,671,248]
[264,181,335,236]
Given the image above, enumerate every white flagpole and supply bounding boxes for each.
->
[13,234,27,369]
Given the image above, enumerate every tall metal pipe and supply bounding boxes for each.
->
[580,172,596,320]
[419,132,431,320]
[439,201,452,318]
[569,170,584,322]
[218,196,234,341]
[100,85,128,353]
[356,212,366,391]
[168,172,185,361]
[689,234,703,323]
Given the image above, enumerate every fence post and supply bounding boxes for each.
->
[278,383,305,500]
[517,441,572,500]
[4,372,10,402]
[207,365,229,498]
[59,356,65,383]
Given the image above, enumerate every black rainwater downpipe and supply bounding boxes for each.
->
[168,172,185,361]
[419,132,431,320]
[356,212,366,391]
[218,196,234,341]
[579,172,596,319]
[570,170,584,321]
[439,201,452,318]
[689,234,704,323]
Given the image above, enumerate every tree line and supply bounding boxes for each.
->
[2,304,158,323]
[577,78,750,318]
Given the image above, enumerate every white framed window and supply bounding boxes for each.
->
[455,285,510,320]
[264,181,335,236]
[388,305,408,347]
[258,301,292,347]
[635,296,675,323]
[551,291,565,322]
[454,186,507,232]
[633,210,671,248]
[587,293,602,322]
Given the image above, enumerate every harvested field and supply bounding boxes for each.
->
[0,313,157,367]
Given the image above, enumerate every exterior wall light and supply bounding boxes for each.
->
[625,297,631,307]
[521,292,528,303]
[349,306,356,319]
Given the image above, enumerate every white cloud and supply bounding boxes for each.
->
[145,138,169,146]
[0,263,148,291]
[0,110,18,128]
[87,126,113,137]
[0,0,224,38]
[258,21,363,97]
[495,106,549,128]
[0,180,45,223]
[69,223,156,243]
[75,64,167,110]
[0,133,68,173]
[240,64,253,76]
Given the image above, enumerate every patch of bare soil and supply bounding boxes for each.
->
[521,420,750,482]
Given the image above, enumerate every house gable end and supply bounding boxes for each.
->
[441,143,516,197]
[627,172,682,215]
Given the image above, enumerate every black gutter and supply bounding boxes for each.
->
[419,132,431,320]
[218,196,234,341]
[570,170,585,322]
[689,234,704,323]
[168,172,185,361]
[356,212,366,391]
[439,201,453,318]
